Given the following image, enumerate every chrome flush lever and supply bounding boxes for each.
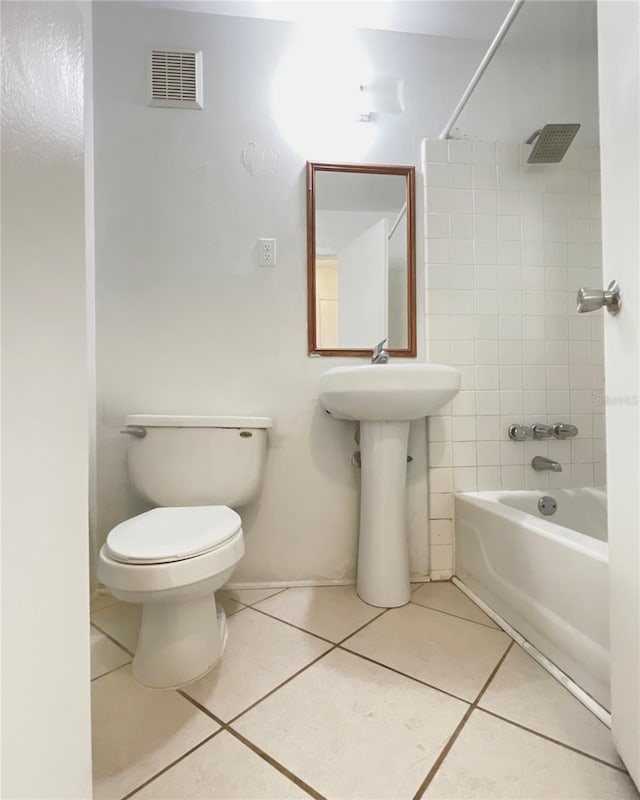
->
[120,426,147,438]
[577,280,621,315]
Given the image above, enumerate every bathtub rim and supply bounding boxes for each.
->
[456,489,608,562]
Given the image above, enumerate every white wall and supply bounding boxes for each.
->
[1,1,92,796]
[423,138,605,578]
[93,2,599,584]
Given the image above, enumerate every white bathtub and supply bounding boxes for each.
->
[455,488,609,709]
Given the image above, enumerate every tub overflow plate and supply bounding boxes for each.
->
[538,495,557,516]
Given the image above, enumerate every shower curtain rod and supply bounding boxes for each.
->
[388,201,407,240]
[439,0,525,140]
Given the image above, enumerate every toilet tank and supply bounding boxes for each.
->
[123,415,272,508]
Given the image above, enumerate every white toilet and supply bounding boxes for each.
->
[97,414,271,689]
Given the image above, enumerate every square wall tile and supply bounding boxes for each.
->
[473,163,497,190]
[425,139,448,163]
[424,138,603,538]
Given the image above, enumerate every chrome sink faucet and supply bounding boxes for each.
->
[531,456,562,472]
[371,338,389,364]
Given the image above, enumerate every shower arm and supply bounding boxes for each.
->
[439,0,526,140]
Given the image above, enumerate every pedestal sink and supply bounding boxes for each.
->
[319,364,461,608]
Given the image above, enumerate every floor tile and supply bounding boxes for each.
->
[90,625,131,680]
[254,586,382,642]
[182,608,331,721]
[343,603,511,701]
[234,648,468,800]
[222,587,288,606]
[423,709,638,799]
[91,591,120,613]
[91,602,141,653]
[134,730,310,799]
[412,581,498,628]
[92,665,218,800]
[480,644,622,767]
[215,591,246,618]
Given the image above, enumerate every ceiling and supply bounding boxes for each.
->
[142,1,597,52]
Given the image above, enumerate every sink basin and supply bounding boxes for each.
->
[318,364,461,421]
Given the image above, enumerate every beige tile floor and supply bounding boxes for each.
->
[90,583,639,800]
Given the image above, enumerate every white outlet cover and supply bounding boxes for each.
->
[258,238,277,267]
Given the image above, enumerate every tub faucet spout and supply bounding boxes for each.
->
[531,456,562,472]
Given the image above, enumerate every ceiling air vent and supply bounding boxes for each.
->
[149,49,203,109]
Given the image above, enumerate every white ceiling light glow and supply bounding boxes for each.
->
[271,26,377,159]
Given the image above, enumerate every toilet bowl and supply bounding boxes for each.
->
[97,415,271,689]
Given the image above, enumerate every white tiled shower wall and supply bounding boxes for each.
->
[423,138,606,579]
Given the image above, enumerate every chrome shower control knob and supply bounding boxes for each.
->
[576,280,621,315]
[508,424,532,441]
[552,423,578,439]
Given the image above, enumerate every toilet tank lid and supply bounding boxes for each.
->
[125,414,272,429]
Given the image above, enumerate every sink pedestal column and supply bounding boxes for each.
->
[357,420,411,608]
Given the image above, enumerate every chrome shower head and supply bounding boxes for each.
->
[526,124,581,164]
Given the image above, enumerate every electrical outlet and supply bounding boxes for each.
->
[258,238,277,267]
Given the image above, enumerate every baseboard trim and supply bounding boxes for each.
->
[452,576,611,728]
[226,576,431,590]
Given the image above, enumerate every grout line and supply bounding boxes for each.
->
[91,660,132,683]
[90,622,135,658]
[408,600,501,631]
[250,601,390,648]
[335,607,390,644]
[224,608,393,726]
[337,646,473,707]
[90,596,120,613]
[476,707,628,773]
[411,640,514,800]
[412,705,475,800]
[97,587,627,800]
[122,730,223,799]
[472,641,514,707]
[244,587,290,604]
[224,647,336,725]
[176,692,323,799]
[451,577,611,727]
[176,691,226,725]
[222,587,289,608]
[225,604,250,619]
[225,727,326,800]
[247,606,336,645]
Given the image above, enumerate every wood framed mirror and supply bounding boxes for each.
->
[307,161,416,357]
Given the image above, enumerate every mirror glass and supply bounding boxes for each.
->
[307,162,416,357]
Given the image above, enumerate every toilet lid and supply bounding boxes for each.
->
[105,506,242,564]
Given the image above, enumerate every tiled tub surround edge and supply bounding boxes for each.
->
[422,137,605,578]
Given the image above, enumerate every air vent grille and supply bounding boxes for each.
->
[149,49,203,109]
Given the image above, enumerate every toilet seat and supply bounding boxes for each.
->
[105,506,242,565]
